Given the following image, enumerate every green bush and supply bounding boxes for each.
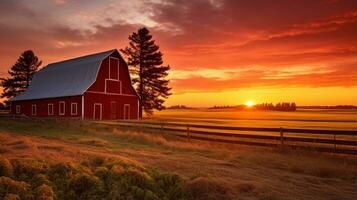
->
[4,193,20,200]
[94,166,109,180]
[0,156,13,177]
[154,173,186,199]
[70,173,101,198]
[184,177,232,200]
[34,184,54,200]
[0,157,193,200]
[32,174,51,188]
[0,176,30,199]
[11,159,47,180]
[49,162,75,178]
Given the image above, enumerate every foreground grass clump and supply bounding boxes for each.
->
[0,155,191,200]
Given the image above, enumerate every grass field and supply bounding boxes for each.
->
[0,116,357,200]
[151,108,357,130]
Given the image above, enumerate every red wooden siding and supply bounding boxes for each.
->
[87,54,137,96]
[83,52,139,120]
[84,92,138,120]
[10,96,82,117]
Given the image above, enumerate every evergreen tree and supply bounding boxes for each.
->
[121,27,171,117]
[0,50,42,103]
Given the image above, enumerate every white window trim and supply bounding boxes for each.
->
[71,103,78,116]
[16,105,21,114]
[59,101,65,115]
[124,104,130,120]
[93,103,102,120]
[86,91,135,97]
[108,56,120,81]
[31,104,37,116]
[48,103,54,116]
[104,79,122,94]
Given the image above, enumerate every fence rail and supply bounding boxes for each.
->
[97,120,357,155]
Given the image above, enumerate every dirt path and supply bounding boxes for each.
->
[1,132,356,200]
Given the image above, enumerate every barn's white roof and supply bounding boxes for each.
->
[11,49,117,101]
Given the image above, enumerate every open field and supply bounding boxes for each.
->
[1,118,357,199]
[151,109,357,130]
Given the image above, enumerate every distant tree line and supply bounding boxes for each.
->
[298,105,357,109]
[255,102,296,111]
[208,105,240,109]
[167,105,192,109]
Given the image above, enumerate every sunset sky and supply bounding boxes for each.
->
[0,0,356,106]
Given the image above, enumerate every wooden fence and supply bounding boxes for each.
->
[98,120,357,155]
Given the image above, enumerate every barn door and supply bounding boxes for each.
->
[110,101,117,119]
[93,103,102,120]
[124,104,130,120]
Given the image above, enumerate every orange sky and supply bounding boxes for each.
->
[0,0,356,106]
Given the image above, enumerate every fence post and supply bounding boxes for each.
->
[187,124,190,141]
[280,127,284,146]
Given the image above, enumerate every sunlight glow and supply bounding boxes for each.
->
[245,100,255,107]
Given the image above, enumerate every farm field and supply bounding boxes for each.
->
[0,118,357,200]
[150,109,357,130]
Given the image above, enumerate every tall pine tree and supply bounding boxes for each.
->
[121,27,171,117]
[0,50,42,103]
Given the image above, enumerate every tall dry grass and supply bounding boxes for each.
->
[232,150,357,181]
[105,128,217,152]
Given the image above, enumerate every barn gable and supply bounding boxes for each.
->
[86,51,138,96]
[11,49,137,101]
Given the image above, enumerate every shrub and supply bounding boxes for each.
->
[70,174,101,198]
[0,156,13,177]
[110,165,125,176]
[49,162,75,178]
[122,168,153,189]
[11,159,47,180]
[154,173,186,199]
[0,177,30,199]
[93,167,109,180]
[184,177,232,200]
[32,174,51,188]
[0,157,190,200]
[4,193,20,200]
[34,184,54,200]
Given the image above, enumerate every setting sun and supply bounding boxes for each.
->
[245,100,255,107]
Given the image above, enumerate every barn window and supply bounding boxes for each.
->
[59,101,65,115]
[71,103,78,116]
[31,104,37,116]
[48,104,54,116]
[16,105,21,114]
[109,57,119,80]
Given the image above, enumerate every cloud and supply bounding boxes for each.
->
[0,0,356,98]
[170,62,357,93]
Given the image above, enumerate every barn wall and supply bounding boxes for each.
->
[84,52,139,120]
[84,92,138,120]
[87,54,137,96]
[10,96,82,118]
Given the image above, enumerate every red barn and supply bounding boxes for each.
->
[10,49,140,120]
